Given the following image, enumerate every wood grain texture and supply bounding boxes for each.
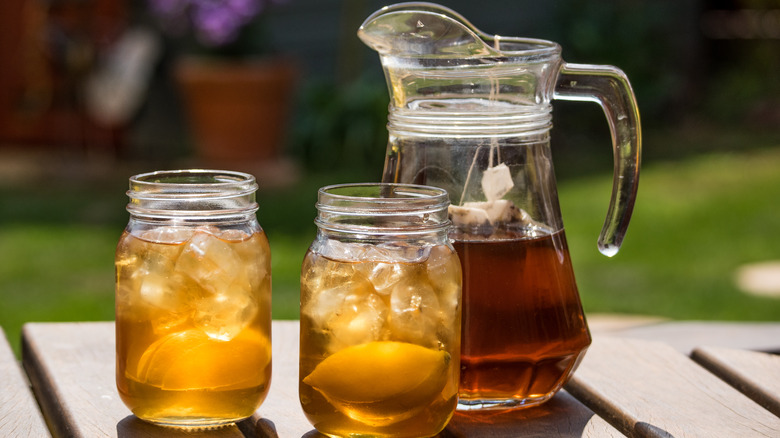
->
[601,321,780,354]
[691,345,780,417]
[21,322,244,438]
[566,336,780,437]
[237,320,317,437]
[18,320,780,438]
[0,327,51,437]
[236,321,626,438]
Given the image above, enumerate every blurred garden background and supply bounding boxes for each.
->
[1,0,779,355]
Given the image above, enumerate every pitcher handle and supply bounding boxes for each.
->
[554,62,642,257]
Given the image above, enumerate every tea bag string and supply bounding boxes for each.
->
[459,72,502,205]
[490,37,502,166]
[459,144,482,205]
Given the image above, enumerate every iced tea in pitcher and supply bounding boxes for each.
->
[360,2,641,410]
[452,230,590,406]
[115,170,272,427]
[299,183,461,438]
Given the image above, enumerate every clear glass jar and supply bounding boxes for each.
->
[299,183,462,438]
[115,169,272,427]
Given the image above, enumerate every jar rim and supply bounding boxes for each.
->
[317,183,449,211]
[127,169,258,218]
[128,169,258,200]
[315,183,451,235]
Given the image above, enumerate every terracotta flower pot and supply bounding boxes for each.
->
[174,57,297,165]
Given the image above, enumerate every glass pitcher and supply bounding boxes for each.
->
[359,2,641,410]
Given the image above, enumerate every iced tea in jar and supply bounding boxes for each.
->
[299,183,462,438]
[115,170,272,427]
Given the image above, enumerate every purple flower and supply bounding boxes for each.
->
[147,0,275,47]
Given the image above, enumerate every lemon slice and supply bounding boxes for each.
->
[134,327,271,391]
[303,341,449,425]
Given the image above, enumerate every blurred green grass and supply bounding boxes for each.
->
[1,137,780,357]
[563,147,780,320]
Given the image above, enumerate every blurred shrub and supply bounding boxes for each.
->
[552,0,699,124]
[703,38,780,126]
[288,75,389,172]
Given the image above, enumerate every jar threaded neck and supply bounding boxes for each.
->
[315,183,451,235]
[127,169,258,220]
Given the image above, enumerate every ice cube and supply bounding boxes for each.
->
[129,245,188,310]
[375,242,428,263]
[135,271,195,335]
[357,262,405,295]
[425,246,461,321]
[481,163,514,201]
[320,240,369,263]
[193,284,258,341]
[302,264,376,329]
[389,279,441,347]
[138,272,178,309]
[174,231,243,295]
[232,233,271,293]
[217,229,250,242]
[302,283,348,328]
[327,292,388,353]
[140,226,194,244]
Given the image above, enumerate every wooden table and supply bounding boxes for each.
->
[3,318,780,437]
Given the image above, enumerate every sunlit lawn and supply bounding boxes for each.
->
[1,138,780,356]
[562,147,780,320]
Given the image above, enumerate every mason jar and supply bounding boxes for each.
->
[299,183,462,438]
[115,169,272,427]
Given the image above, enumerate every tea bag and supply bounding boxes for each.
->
[450,199,529,227]
[481,163,514,201]
[450,158,520,228]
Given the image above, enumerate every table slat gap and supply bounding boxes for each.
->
[691,346,780,418]
[566,336,780,437]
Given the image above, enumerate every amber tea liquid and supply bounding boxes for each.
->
[453,230,591,408]
[116,228,272,426]
[299,244,461,437]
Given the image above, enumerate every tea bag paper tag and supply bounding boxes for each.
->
[481,163,514,201]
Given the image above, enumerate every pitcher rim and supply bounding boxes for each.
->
[359,2,562,59]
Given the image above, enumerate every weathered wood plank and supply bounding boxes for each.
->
[601,321,780,354]
[0,327,51,437]
[237,320,316,437]
[566,336,780,437]
[241,320,624,437]
[586,313,668,333]
[21,322,244,438]
[691,346,780,417]
[445,391,624,437]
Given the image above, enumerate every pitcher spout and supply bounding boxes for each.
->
[358,3,563,111]
[358,2,499,57]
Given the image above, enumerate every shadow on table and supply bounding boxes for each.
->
[443,391,603,437]
[117,415,282,437]
[293,392,602,438]
[237,416,281,437]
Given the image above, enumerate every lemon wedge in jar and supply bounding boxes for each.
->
[133,327,271,391]
[303,341,450,426]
